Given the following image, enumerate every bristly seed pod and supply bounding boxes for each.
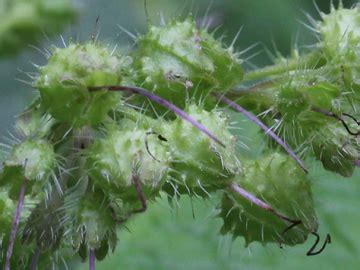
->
[36,42,133,127]
[133,17,244,109]
[0,139,55,199]
[86,121,171,203]
[161,104,241,197]
[219,152,317,246]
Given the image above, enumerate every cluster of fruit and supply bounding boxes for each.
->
[0,4,359,270]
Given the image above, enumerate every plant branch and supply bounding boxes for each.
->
[243,51,323,82]
[88,85,225,147]
[5,177,28,270]
[229,183,302,227]
[215,93,308,173]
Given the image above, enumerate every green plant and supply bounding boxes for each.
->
[0,2,359,270]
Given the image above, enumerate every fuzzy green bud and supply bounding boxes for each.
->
[4,140,55,181]
[319,4,360,59]
[86,122,171,201]
[36,43,132,127]
[219,152,317,246]
[133,17,243,108]
[162,104,241,196]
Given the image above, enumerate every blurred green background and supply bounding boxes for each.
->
[1,1,359,269]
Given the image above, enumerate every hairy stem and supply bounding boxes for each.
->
[89,249,95,270]
[243,51,323,81]
[5,178,28,270]
[229,183,301,226]
[88,85,225,147]
[30,248,41,270]
[215,93,308,172]
[131,174,147,214]
[111,173,148,223]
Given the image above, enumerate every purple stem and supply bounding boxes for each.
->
[89,249,96,270]
[215,93,307,173]
[131,174,147,214]
[355,160,360,168]
[5,178,28,270]
[30,248,41,270]
[230,183,301,225]
[88,85,225,147]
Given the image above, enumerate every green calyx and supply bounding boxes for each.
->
[162,104,241,196]
[86,121,171,200]
[15,98,56,139]
[319,4,360,59]
[0,139,55,200]
[311,121,359,177]
[133,17,243,108]
[316,5,360,101]
[36,43,133,127]
[64,186,117,260]
[219,152,317,246]
[4,139,55,181]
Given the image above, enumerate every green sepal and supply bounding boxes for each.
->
[0,165,28,200]
[36,43,132,127]
[64,185,117,256]
[15,98,56,139]
[133,17,243,109]
[86,121,170,201]
[161,104,241,197]
[95,239,109,261]
[219,152,318,246]
[4,139,55,182]
[311,122,359,177]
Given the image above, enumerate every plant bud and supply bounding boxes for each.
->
[133,18,243,108]
[36,43,132,126]
[219,152,318,246]
[86,122,171,201]
[162,104,241,196]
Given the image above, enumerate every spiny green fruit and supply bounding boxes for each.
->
[0,191,38,269]
[0,0,75,57]
[64,183,116,261]
[311,121,359,177]
[319,4,360,60]
[161,104,241,196]
[86,121,171,202]
[4,139,55,181]
[0,139,55,199]
[272,74,358,177]
[15,98,56,139]
[237,63,359,176]
[133,17,243,109]
[317,4,360,97]
[219,152,317,246]
[36,42,133,127]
